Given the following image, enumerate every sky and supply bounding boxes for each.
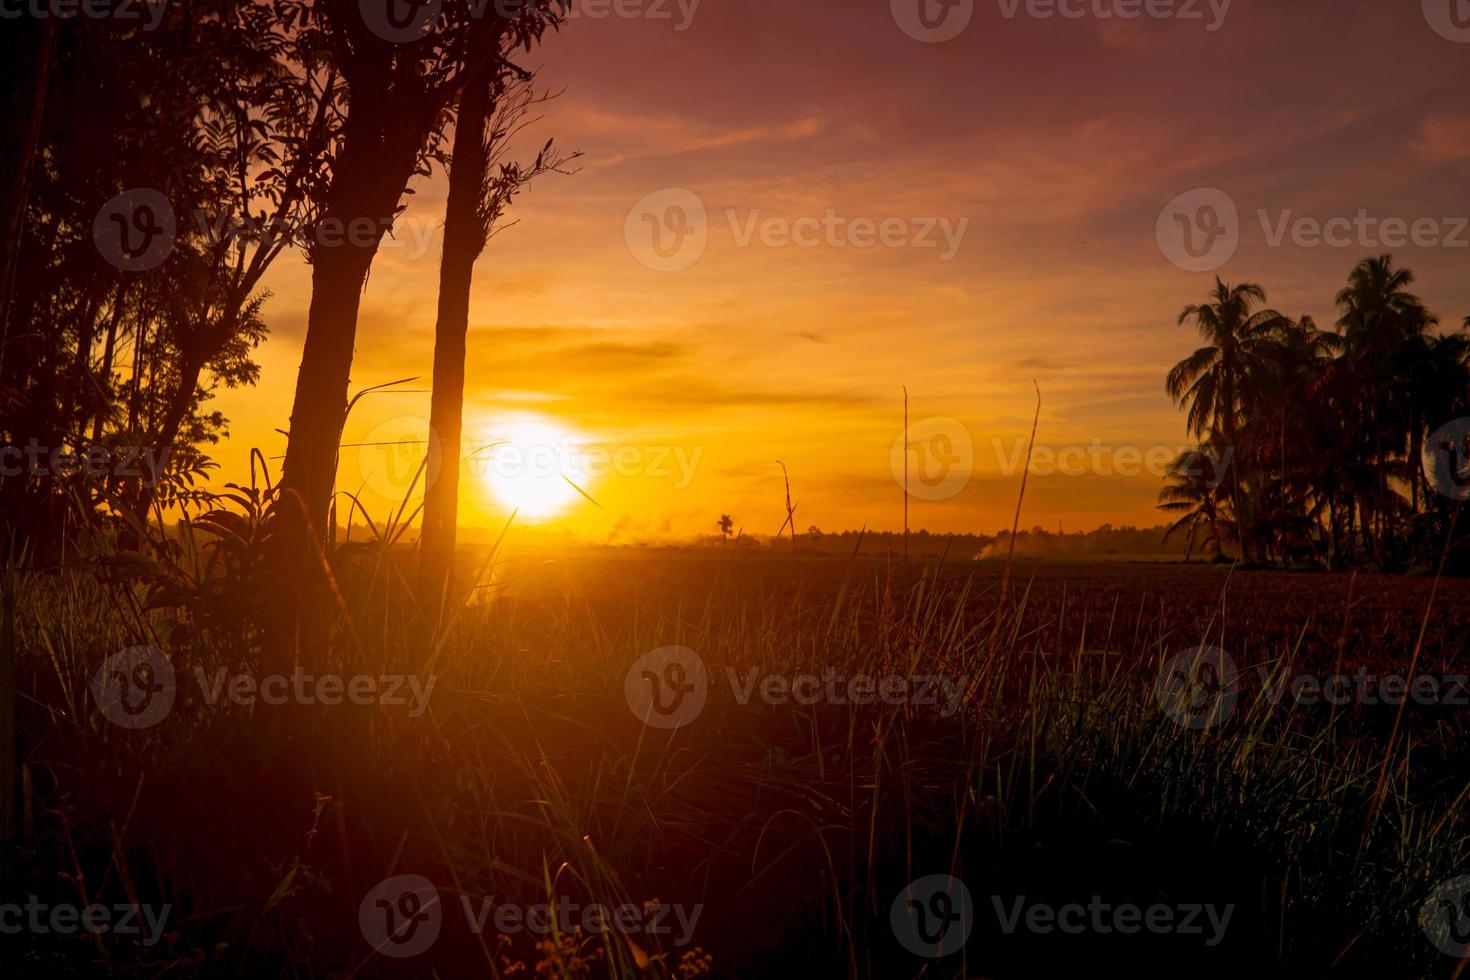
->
[210,0,1470,542]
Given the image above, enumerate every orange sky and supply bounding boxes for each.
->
[210,0,1470,542]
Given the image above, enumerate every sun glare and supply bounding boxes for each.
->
[473,416,590,521]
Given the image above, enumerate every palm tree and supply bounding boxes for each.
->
[1246,314,1337,561]
[1334,255,1438,563]
[1167,278,1286,561]
[1158,446,1228,560]
[717,514,733,546]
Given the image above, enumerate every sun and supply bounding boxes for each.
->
[472,416,592,521]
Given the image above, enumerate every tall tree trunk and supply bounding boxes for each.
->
[275,36,462,543]
[1223,371,1249,562]
[267,51,436,667]
[420,74,495,604]
[278,221,382,537]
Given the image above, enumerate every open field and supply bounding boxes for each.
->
[10,551,1470,978]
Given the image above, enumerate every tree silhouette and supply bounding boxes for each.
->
[420,59,576,603]
[1167,278,1286,562]
[1158,446,1228,560]
[1162,257,1470,570]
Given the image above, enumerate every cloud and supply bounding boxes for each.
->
[1414,116,1470,162]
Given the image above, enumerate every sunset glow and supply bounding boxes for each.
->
[475,416,593,521]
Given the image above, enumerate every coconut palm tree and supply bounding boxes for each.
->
[1158,445,1229,560]
[1334,255,1438,563]
[717,514,733,546]
[1167,279,1286,561]
[1246,314,1337,560]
